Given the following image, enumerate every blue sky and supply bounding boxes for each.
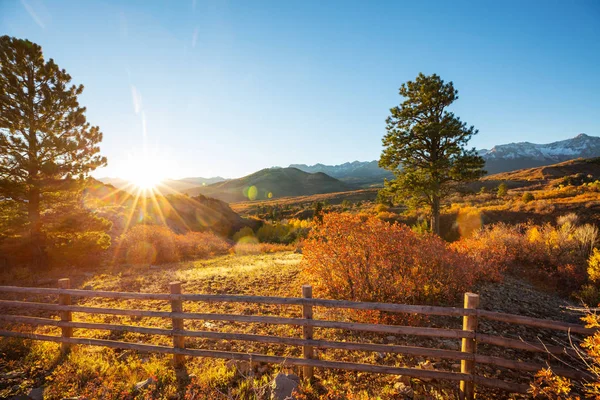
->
[1,0,599,179]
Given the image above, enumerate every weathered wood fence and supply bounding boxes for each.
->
[0,279,594,400]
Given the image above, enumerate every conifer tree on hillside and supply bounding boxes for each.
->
[379,73,485,235]
[0,36,107,268]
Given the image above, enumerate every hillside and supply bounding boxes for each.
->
[186,167,351,203]
[480,157,600,190]
[86,182,255,237]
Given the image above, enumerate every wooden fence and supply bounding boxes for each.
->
[0,279,595,400]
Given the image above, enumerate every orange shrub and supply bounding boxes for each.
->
[302,213,485,317]
[176,231,231,259]
[116,225,231,265]
[450,223,522,281]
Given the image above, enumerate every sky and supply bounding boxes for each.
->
[1,0,599,180]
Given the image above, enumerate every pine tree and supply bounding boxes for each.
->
[0,36,107,268]
[379,73,485,235]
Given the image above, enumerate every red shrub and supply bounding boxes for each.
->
[302,213,485,317]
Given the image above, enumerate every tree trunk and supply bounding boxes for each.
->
[26,66,47,269]
[27,186,46,269]
[431,195,441,236]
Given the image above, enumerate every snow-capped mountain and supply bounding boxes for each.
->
[291,134,600,180]
[480,134,600,173]
[289,160,393,187]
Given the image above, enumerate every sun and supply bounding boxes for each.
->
[131,169,162,189]
[122,150,167,190]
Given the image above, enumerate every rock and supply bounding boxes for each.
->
[451,363,461,370]
[270,373,300,400]
[386,335,396,342]
[27,387,44,400]
[397,375,411,385]
[134,377,154,391]
[393,382,414,398]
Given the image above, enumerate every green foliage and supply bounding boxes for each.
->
[379,73,485,234]
[232,226,255,242]
[0,36,106,268]
[522,192,535,203]
[497,182,508,197]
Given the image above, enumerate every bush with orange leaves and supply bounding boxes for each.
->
[302,213,487,318]
[530,312,600,399]
[450,223,523,282]
[116,225,231,265]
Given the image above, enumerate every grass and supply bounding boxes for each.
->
[0,249,585,399]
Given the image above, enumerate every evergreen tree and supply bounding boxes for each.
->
[379,73,485,235]
[0,36,107,268]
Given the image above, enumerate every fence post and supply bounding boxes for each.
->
[58,278,72,354]
[170,281,185,368]
[302,285,314,380]
[460,292,480,400]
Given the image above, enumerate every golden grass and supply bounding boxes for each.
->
[0,251,468,399]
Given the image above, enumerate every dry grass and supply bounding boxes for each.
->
[0,251,479,399]
[0,247,587,399]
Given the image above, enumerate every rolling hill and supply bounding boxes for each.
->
[86,181,255,237]
[186,167,351,203]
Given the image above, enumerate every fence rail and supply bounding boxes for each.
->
[0,280,594,399]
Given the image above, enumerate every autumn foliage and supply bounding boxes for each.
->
[302,213,490,314]
[115,225,230,265]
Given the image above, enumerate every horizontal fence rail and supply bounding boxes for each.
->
[0,281,594,399]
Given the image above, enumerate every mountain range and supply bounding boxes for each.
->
[479,133,600,174]
[289,160,393,187]
[98,133,599,203]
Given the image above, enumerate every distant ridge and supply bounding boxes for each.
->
[97,176,226,194]
[289,160,393,187]
[186,167,351,203]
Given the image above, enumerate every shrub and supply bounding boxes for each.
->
[176,231,231,259]
[302,213,485,321]
[116,225,230,264]
[497,182,508,197]
[522,192,535,203]
[530,312,600,398]
[450,224,522,280]
[233,226,255,242]
[588,249,600,283]
[117,225,178,264]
